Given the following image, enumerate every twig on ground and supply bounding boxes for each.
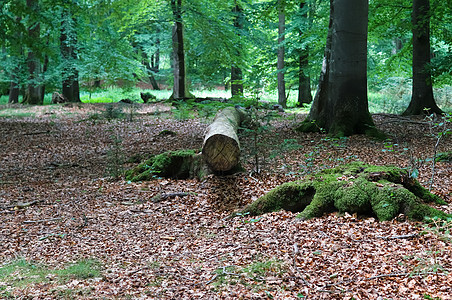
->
[152,192,189,202]
[377,234,419,240]
[23,217,62,224]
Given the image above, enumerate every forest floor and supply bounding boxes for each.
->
[0,102,451,299]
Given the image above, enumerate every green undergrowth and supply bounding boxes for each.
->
[243,162,450,222]
[125,149,200,181]
[0,258,101,298]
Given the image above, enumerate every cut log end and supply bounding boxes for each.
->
[203,134,240,172]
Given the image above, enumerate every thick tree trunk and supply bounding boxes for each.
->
[277,0,286,108]
[231,2,244,97]
[202,107,244,172]
[298,0,377,137]
[171,0,188,99]
[402,0,442,116]
[297,0,333,130]
[297,0,312,107]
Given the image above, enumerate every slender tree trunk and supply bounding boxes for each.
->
[277,0,286,108]
[148,27,161,90]
[231,1,244,97]
[402,0,442,115]
[297,0,312,107]
[60,7,81,102]
[9,72,20,104]
[143,51,160,90]
[23,0,42,105]
[298,0,377,137]
[40,53,49,103]
[171,0,188,99]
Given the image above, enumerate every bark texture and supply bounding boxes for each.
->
[297,0,377,137]
[402,0,442,116]
[60,6,80,103]
[23,0,42,105]
[202,107,243,172]
[277,0,286,108]
[171,0,188,99]
[297,0,312,107]
[231,2,244,97]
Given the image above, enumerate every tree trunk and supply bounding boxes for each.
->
[297,0,333,131]
[297,0,312,107]
[202,107,244,172]
[143,51,160,90]
[298,0,377,137]
[277,0,286,108]
[402,0,442,116]
[231,1,244,97]
[23,0,42,105]
[8,73,20,104]
[61,7,81,103]
[171,0,188,99]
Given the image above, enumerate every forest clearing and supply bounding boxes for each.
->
[2,0,452,298]
[0,102,451,299]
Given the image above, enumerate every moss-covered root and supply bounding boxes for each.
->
[242,162,450,222]
[125,149,209,181]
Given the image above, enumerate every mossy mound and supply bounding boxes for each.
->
[125,150,201,181]
[243,162,450,222]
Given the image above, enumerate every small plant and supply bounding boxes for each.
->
[424,111,452,190]
[106,131,125,179]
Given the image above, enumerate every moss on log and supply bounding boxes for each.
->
[243,162,450,222]
[125,150,208,181]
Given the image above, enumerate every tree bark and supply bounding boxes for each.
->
[171,0,189,99]
[297,0,312,107]
[60,6,80,103]
[297,0,333,131]
[23,0,42,105]
[202,107,244,172]
[298,0,377,137]
[231,1,244,97]
[277,0,286,108]
[8,73,20,104]
[402,0,442,116]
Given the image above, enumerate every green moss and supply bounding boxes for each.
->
[245,182,315,215]
[125,150,197,181]
[242,162,450,222]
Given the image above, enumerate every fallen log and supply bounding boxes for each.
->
[202,107,245,172]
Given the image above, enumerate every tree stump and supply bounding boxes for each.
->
[242,162,450,222]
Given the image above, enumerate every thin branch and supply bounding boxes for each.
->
[23,217,62,224]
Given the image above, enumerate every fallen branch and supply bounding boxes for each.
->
[377,234,419,240]
[152,192,189,202]
[3,200,41,210]
[23,217,62,224]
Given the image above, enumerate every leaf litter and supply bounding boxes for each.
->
[0,104,451,299]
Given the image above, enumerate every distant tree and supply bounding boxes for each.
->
[170,0,189,99]
[297,0,312,107]
[60,4,80,102]
[22,0,43,104]
[231,1,244,97]
[277,0,286,108]
[402,0,442,115]
[297,0,377,137]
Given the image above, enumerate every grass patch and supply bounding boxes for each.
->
[0,258,102,296]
